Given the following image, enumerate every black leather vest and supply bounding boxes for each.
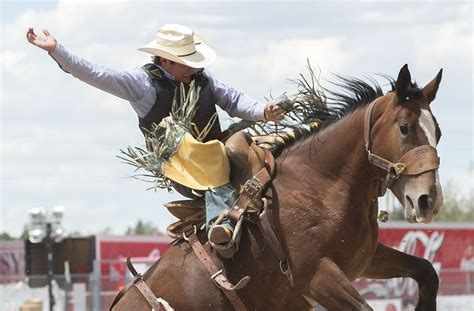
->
[139,63,222,142]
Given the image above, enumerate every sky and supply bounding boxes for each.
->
[1,0,472,237]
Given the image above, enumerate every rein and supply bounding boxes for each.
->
[364,98,440,196]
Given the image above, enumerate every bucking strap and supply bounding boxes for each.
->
[135,279,165,311]
[187,235,249,311]
[126,257,166,311]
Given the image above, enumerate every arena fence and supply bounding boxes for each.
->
[1,259,473,311]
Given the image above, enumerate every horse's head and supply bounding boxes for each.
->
[369,64,443,223]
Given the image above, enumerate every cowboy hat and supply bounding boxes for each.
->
[138,24,216,68]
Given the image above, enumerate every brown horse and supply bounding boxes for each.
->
[111,64,443,310]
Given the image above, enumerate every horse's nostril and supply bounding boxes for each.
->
[418,194,431,212]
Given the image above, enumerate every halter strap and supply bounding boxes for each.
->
[364,98,378,153]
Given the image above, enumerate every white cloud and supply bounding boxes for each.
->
[8,165,115,190]
[416,20,472,67]
[0,51,26,70]
[211,37,351,98]
[262,38,351,82]
[357,9,418,24]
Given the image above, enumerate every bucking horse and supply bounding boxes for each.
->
[111,64,443,310]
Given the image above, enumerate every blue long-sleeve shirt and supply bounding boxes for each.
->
[50,43,266,121]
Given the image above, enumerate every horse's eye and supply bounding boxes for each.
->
[400,124,409,136]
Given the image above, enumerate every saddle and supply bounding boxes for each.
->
[162,134,291,310]
[165,131,273,240]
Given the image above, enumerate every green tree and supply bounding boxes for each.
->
[435,181,473,222]
[97,226,113,235]
[19,225,29,240]
[388,205,404,221]
[125,220,158,235]
[0,232,14,241]
[68,230,83,237]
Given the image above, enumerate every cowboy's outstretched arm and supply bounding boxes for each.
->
[26,28,155,117]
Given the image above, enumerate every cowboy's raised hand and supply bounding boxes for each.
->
[26,28,57,53]
[264,103,284,122]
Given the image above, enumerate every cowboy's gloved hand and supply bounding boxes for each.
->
[26,28,57,53]
[264,102,284,122]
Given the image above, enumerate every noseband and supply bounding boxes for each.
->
[364,98,440,195]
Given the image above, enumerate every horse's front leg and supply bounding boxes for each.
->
[306,257,373,311]
[361,242,439,311]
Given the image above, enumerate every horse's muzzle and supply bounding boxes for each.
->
[404,183,443,223]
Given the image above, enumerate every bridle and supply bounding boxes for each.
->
[363,98,440,196]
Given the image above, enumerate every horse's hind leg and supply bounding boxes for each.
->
[361,242,438,311]
[306,257,373,311]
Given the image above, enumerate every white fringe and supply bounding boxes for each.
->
[152,297,174,311]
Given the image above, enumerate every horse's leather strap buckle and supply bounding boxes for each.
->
[243,177,263,197]
[392,162,406,176]
[385,162,406,189]
[227,156,272,223]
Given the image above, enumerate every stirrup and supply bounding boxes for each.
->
[207,210,245,258]
[208,210,244,250]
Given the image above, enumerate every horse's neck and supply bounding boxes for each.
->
[301,107,381,198]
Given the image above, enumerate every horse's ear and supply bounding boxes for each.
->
[395,64,412,100]
[422,69,443,104]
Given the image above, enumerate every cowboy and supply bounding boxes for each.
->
[26,25,284,245]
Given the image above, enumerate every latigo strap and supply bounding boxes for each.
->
[227,144,274,222]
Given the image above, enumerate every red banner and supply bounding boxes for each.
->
[378,225,474,270]
[356,223,474,299]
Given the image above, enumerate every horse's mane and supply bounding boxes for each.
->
[271,74,420,157]
[325,75,388,118]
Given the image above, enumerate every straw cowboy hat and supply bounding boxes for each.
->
[138,24,216,68]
